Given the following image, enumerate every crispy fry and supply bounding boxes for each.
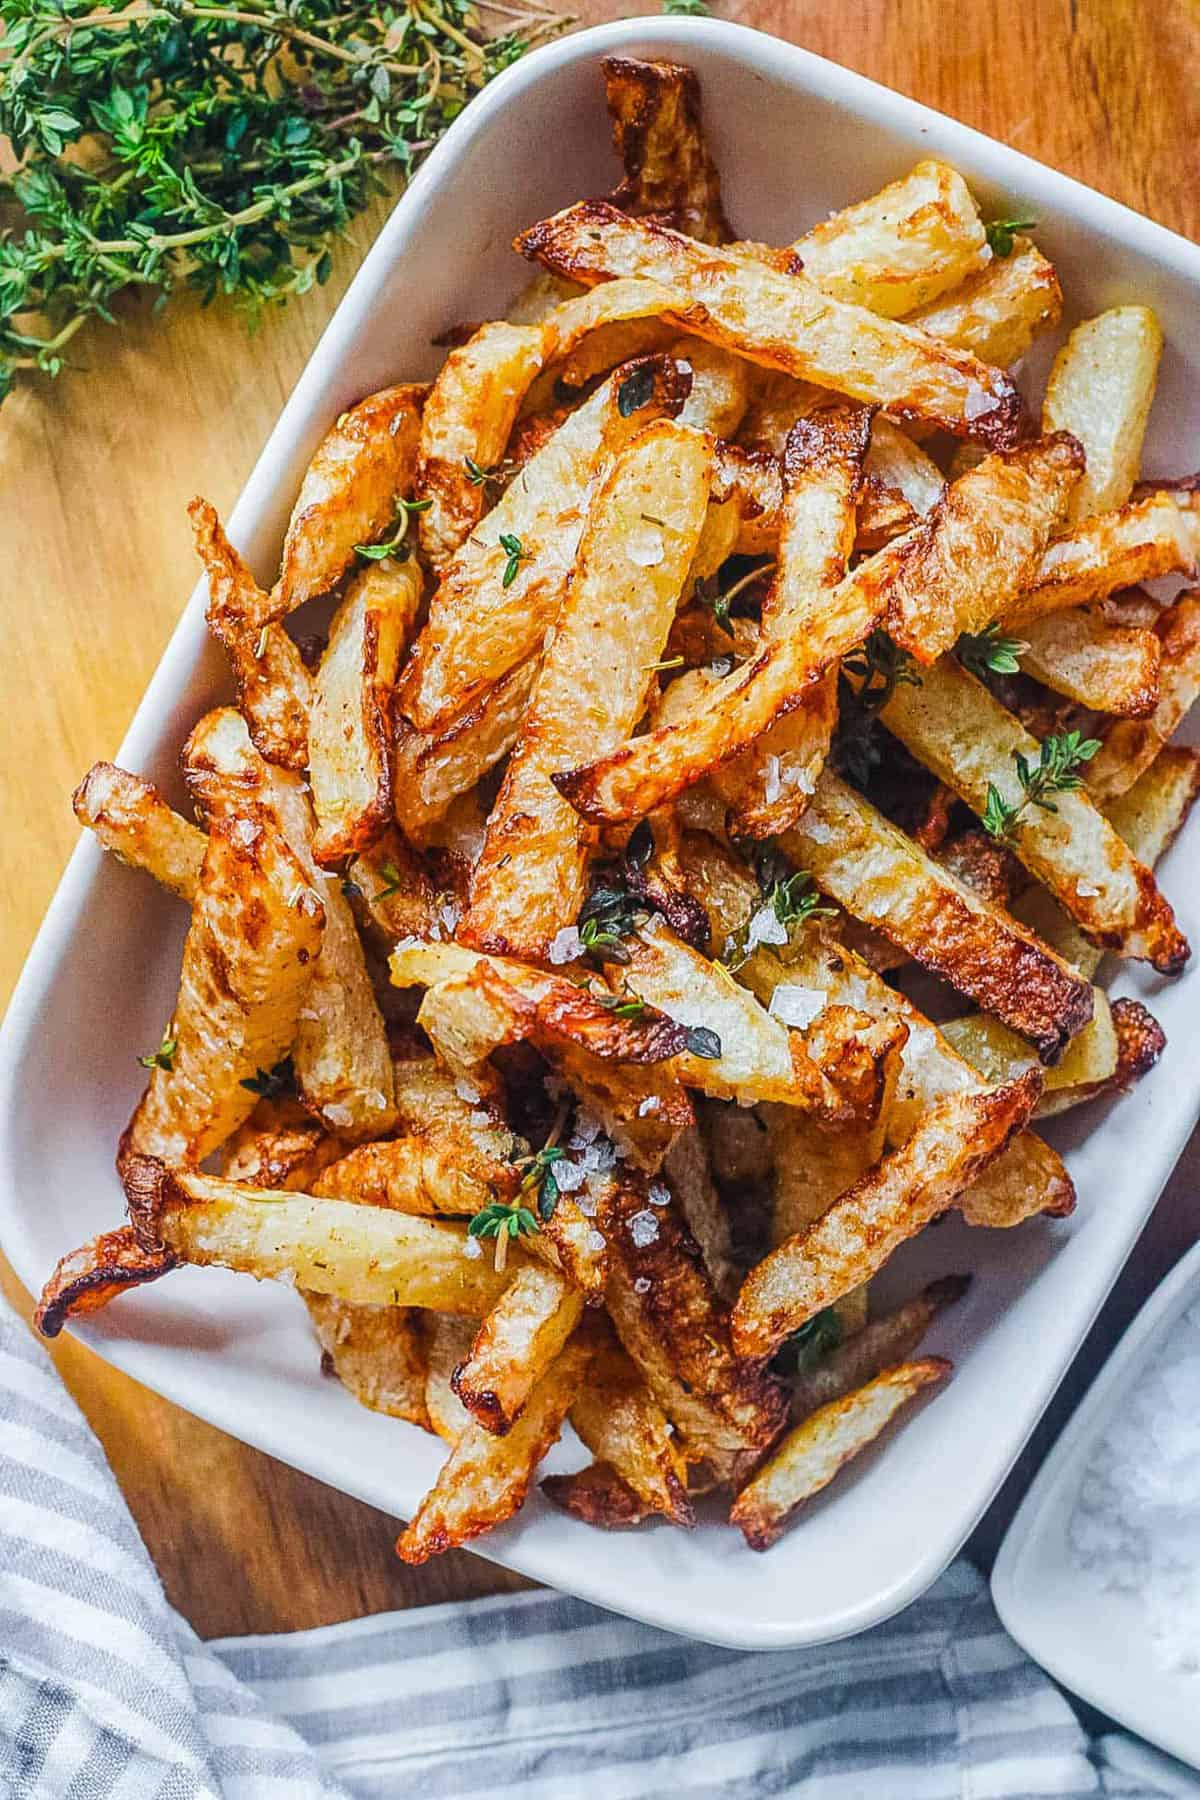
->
[1107,744,1200,865]
[276,383,425,614]
[1043,306,1163,522]
[398,354,692,732]
[542,1462,652,1528]
[942,987,1119,1115]
[392,659,538,842]
[907,234,1062,365]
[791,160,988,317]
[35,1226,177,1338]
[73,762,206,903]
[1088,594,1200,800]
[603,55,730,243]
[517,202,1023,444]
[731,1073,1040,1361]
[1033,996,1165,1117]
[191,500,311,771]
[346,828,443,945]
[309,558,422,865]
[124,1158,522,1313]
[1019,607,1161,716]
[314,1134,511,1216]
[463,421,713,957]
[730,1359,950,1550]
[1006,490,1200,627]
[121,814,323,1169]
[880,657,1189,972]
[184,707,397,1135]
[219,1099,342,1190]
[423,1314,477,1441]
[604,1176,787,1474]
[452,1265,585,1435]
[883,433,1083,661]
[570,1338,694,1526]
[663,1126,739,1301]
[418,282,680,570]
[397,1328,597,1563]
[782,772,1094,1059]
[307,1293,429,1429]
[790,1275,969,1419]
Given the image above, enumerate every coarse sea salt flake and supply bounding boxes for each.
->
[648,1181,671,1208]
[964,381,993,422]
[638,1096,662,1116]
[627,523,665,568]
[763,755,783,804]
[769,984,827,1030]
[554,1158,585,1192]
[469,1110,491,1128]
[628,1209,659,1248]
[1077,881,1100,898]
[745,903,789,954]
[455,1078,480,1104]
[463,1235,483,1260]
[634,1276,652,1295]
[585,1229,607,1253]
[323,1103,354,1128]
[548,927,584,965]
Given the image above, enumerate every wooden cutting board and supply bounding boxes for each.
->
[3,0,1199,1636]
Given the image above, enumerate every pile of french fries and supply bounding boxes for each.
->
[38,56,1200,1559]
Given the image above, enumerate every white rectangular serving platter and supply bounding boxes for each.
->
[4,16,1200,1651]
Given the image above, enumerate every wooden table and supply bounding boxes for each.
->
[3,0,1199,1639]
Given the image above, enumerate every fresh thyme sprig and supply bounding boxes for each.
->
[353,494,431,562]
[785,1306,843,1373]
[138,1030,176,1070]
[957,621,1029,679]
[0,0,567,400]
[661,0,710,13]
[980,730,1102,842]
[833,629,922,788]
[984,216,1037,258]
[372,860,404,901]
[469,1105,568,1269]
[239,1055,296,1099]
[722,848,832,971]
[498,531,530,587]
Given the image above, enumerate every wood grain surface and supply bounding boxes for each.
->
[3,0,1199,1638]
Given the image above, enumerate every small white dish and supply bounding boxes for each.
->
[4,15,1200,1649]
[993,1239,1200,1770]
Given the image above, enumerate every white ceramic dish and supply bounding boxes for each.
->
[993,1239,1200,1769]
[4,16,1200,1651]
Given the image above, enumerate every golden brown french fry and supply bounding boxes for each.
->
[782,771,1094,1059]
[1019,607,1161,717]
[883,433,1082,661]
[1042,307,1163,522]
[789,1275,969,1419]
[392,659,538,843]
[463,421,713,958]
[306,1292,430,1429]
[219,1098,343,1191]
[423,1314,477,1442]
[604,1176,787,1475]
[309,558,422,865]
[389,1050,522,1180]
[275,383,425,615]
[35,1227,177,1339]
[541,1461,654,1528]
[191,500,311,772]
[1006,490,1200,627]
[517,202,1022,443]
[663,1126,738,1301]
[1088,595,1200,801]
[397,1328,598,1563]
[942,988,1119,1115]
[418,281,680,571]
[313,1135,510,1217]
[452,1265,585,1434]
[121,815,323,1170]
[603,55,730,243]
[907,235,1062,365]
[569,1338,694,1527]
[731,1073,1040,1361]
[124,1158,523,1313]
[676,339,751,435]
[73,763,206,903]
[1107,744,1200,865]
[345,828,444,946]
[1033,997,1165,1116]
[730,1359,950,1550]
[397,354,692,733]
[880,657,1190,973]
[185,707,397,1136]
[763,926,1075,1229]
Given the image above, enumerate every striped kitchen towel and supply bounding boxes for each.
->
[2,1296,1198,1799]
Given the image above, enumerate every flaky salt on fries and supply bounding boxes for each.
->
[40,54,1199,1563]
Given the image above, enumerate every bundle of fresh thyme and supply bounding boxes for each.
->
[0,0,565,400]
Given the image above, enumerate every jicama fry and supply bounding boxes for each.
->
[306,1293,430,1429]
[36,1227,177,1339]
[789,1275,970,1419]
[73,763,206,903]
[730,1360,950,1550]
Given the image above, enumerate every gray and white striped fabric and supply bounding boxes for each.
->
[3,1297,1198,1800]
